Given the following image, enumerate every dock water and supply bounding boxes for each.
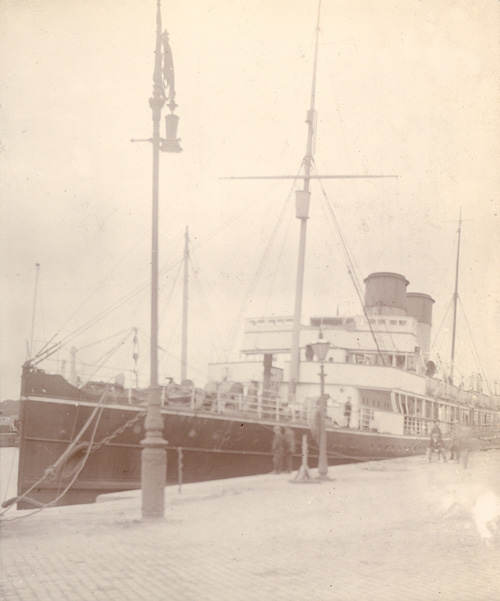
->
[1,448,499,601]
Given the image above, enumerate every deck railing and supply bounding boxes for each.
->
[403,416,433,437]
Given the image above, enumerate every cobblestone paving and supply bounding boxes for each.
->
[1,452,499,600]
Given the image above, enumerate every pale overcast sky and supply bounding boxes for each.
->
[1,0,499,400]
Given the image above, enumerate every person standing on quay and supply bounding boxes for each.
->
[272,426,284,473]
[428,420,447,462]
[283,425,296,473]
[344,399,352,428]
[430,420,443,442]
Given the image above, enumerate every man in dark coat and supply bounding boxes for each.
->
[344,399,352,427]
[283,426,296,473]
[428,421,447,461]
[272,426,284,473]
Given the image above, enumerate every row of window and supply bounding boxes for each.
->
[361,397,392,410]
[249,317,293,326]
[369,319,407,327]
[395,393,498,425]
[348,352,417,371]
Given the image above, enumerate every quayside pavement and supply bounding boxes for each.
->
[1,450,499,601]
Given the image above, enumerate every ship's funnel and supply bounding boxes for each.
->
[364,272,409,316]
[406,293,434,326]
[407,292,434,361]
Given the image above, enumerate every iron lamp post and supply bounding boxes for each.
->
[141,0,182,521]
[311,332,330,479]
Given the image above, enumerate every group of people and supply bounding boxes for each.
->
[272,419,472,473]
[427,420,472,467]
[271,425,296,473]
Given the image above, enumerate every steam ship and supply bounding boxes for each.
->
[12,2,500,510]
[15,265,500,509]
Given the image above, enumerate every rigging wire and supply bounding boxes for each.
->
[36,231,148,359]
[151,327,210,383]
[430,297,453,363]
[58,330,136,388]
[31,255,183,367]
[134,327,181,382]
[1,410,104,521]
[319,28,355,175]
[38,269,47,352]
[159,255,183,325]
[164,305,182,355]
[78,329,135,383]
[73,328,136,352]
[458,297,492,395]
[32,282,152,367]
[261,200,294,318]
[31,187,282,367]
[71,359,137,378]
[188,254,221,354]
[2,447,18,504]
[0,393,107,520]
[219,174,300,362]
[313,163,392,364]
[251,199,296,352]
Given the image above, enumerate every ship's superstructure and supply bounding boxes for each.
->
[208,272,497,439]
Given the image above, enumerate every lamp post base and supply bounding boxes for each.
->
[291,464,319,484]
[316,473,333,482]
[291,434,321,484]
[141,441,167,520]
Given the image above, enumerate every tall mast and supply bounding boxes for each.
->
[450,210,462,384]
[222,1,396,398]
[29,263,41,358]
[181,226,189,381]
[289,1,322,397]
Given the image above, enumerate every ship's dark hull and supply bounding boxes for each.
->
[16,395,428,508]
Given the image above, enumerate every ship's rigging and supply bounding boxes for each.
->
[25,3,495,400]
